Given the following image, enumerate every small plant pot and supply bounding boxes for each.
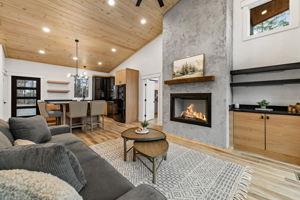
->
[260,106,267,109]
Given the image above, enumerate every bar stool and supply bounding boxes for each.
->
[87,100,107,131]
[37,101,63,125]
[66,101,88,133]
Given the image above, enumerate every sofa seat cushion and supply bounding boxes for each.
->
[9,116,51,143]
[47,133,81,146]
[64,141,134,200]
[117,184,167,200]
[79,156,134,200]
[65,141,98,163]
[0,119,14,144]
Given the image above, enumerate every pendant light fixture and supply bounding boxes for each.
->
[67,39,88,79]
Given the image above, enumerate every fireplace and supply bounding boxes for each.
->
[170,93,211,127]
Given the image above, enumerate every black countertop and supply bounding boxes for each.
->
[229,104,300,116]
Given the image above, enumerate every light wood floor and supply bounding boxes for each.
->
[73,117,300,200]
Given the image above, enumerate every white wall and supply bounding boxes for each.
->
[110,35,163,124]
[232,0,300,106]
[0,45,5,119]
[233,0,300,69]
[3,58,108,120]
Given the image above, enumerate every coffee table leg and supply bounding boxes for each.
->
[152,158,156,184]
[123,139,127,161]
[133,147,136,162]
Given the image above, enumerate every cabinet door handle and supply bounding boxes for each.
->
[266,116,270,120]
[260,115,264,119]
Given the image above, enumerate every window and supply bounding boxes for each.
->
[74,77,89,98]
[250,0,290,35]
[241,0,299,40]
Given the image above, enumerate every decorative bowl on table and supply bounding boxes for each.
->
[135,128,149,134]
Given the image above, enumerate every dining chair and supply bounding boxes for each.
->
[66,101,88,133]
[87,100,107,131]
[37,101,63,125]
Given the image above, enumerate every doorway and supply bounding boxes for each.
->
[11,76,41,117]
[142,76,160,125]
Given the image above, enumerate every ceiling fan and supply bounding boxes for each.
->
[136,0,164,7]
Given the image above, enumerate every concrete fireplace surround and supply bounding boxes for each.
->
[162,0,233,148]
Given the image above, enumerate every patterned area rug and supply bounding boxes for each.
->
[91,138,252,200]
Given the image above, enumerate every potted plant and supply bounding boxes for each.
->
[141,120,149,131]
[257,99,270,109]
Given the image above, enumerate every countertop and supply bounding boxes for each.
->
[229,104,300,116]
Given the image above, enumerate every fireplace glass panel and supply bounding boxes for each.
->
[170,93,211,127]
[174,99,208,123]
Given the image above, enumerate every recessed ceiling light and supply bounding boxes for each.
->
[261,10,267,15]
[108,0,115,6]
[111,48,117,52]
[73,56,78,61]
[42,27,50,33]
[38,50,45,54]
[98,62,103,65]
[140,18,147,25]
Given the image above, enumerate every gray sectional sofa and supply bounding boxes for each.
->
[0,119,167,200]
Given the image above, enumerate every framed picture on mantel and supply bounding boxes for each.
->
[172,54,205,80]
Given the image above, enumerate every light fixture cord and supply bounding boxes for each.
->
[75,39,79,77]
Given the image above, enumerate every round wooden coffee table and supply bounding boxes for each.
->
[133,140,169,184]
[121,127,166,161]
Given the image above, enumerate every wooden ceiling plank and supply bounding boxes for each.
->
[0,0,180,72]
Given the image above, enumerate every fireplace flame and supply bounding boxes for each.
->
[180,104,207,122]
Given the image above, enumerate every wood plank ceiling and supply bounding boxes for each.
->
[0,0,180,72]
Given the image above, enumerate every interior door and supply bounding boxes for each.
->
[144,79,156,121]
[11,76,41,117]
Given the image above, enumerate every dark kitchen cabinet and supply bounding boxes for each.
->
[93,76,115,101]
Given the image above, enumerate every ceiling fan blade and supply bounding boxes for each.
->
[136,0,142,7]
[157,0,164,7]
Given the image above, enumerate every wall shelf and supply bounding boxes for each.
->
[230,78,300,87]
[164,76,215,85]
[47,90,70,93]
[231,62,300,75]
[47,80,70,84]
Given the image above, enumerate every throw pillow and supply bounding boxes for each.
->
[66,149,87,186]
[0,119,14,143]
[0,143,85,191]
[14,139,36,146]
[0,131,12,148]
[0,169,83,200]
[9,115,52,143]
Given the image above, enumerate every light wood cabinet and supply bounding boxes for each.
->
[115,69,127,85]
[233,112,265,151]
[233,111,300,165]
[114,68,139,123]
[266,114,300,158]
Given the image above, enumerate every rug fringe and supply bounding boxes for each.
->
[233,167,253,200]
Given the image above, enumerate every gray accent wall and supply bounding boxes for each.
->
[162,0,233,148]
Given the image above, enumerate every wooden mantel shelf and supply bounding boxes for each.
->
[164,76,215,85]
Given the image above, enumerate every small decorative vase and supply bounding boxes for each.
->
[261,106,267,109]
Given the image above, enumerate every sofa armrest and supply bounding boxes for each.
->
[49,125,70,136]
[116,184,167,200]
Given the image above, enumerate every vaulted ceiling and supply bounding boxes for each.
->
[0,0,180,72]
